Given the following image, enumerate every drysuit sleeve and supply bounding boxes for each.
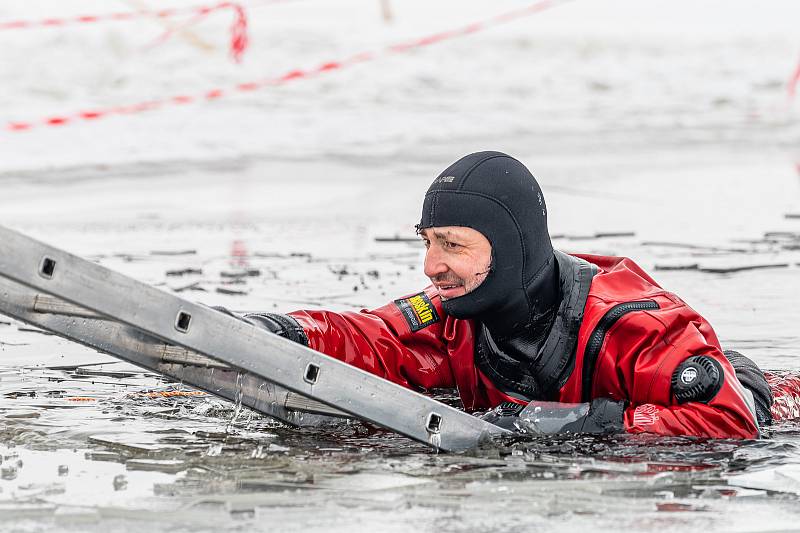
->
[616,307,760,439]
[286,286,457,392]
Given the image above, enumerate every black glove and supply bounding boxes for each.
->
[559,398,626,435]
[244,312,308,346]
[211,306,308,346]
[723,350,773,426]
[480,400,622,435]
[479,401,527,431]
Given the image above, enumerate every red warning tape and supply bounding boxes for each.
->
[1,2,250,62]
[0,1,246,31]
[4,0,567,133]
[789,54,800,100]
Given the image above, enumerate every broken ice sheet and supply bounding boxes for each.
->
[88,434,183,455]
[312,472,434,491]
[695,484,768,499]
[726,464,800,495]
[166,268,203,277]
[0,446,179,510]
[126,459,187,474]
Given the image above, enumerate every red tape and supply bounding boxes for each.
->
[4,0,569,133]
[789,54,800,100]
[147,1,248,62]
[0,1,240,30]
[1,1,250,62]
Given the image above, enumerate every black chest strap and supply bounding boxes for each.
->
[474,251,596,401]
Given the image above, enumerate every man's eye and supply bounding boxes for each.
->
[422,239,431,248]
[443,241,459,249]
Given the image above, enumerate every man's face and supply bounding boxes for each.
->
[420,226,492,300]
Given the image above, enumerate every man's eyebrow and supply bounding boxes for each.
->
[418,229,462,241]
[432,230,458,241]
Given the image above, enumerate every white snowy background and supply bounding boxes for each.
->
[1,0,798,169]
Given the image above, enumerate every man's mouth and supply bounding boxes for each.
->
[434,281,465,299]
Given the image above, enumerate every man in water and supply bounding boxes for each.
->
[241,151,773,438]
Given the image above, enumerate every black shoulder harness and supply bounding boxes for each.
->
[475,251,596,400]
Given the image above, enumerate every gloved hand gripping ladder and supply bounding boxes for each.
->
[0,224,509,452]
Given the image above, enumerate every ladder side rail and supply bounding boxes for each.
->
[0,276,348,426]
[0,225,507,451]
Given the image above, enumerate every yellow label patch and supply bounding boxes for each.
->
[394,292,440,332]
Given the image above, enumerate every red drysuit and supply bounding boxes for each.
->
[288,254,760,439]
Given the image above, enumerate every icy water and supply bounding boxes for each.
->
[1,146,799,533]
[2,0,800,531]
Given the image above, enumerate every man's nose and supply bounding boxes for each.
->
[423,245,448,279]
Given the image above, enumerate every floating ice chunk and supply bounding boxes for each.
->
[314,472,434,491]
[727,465,800,495]
[125,459,186,474]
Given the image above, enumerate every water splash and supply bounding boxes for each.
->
[225,371,245,434]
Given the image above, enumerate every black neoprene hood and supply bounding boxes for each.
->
[418,151,557,337]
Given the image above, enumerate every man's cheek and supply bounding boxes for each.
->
[465,271,489,294]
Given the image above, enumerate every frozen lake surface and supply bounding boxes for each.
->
[1,0,800,531]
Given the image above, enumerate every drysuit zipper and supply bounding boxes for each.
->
[581,300,660,402]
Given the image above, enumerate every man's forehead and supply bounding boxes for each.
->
[420,226,484,239]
